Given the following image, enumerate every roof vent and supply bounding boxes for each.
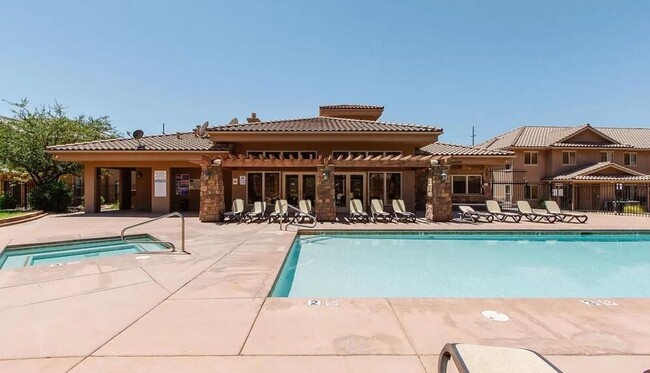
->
[247,112,261,123]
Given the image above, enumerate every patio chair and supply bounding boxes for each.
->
[438,343,562,373]
[306,199,314,215]
[268,199,289,223]
[370,199,392,222]
[294,200,315,223]
[485,200,521,223]
[458,205,494,223]
[392,199,416,222]
[244,201,266,222]
[223,199,244,222]
[516,201,556,223]
[349,198,370,222]
[544,200,588,223]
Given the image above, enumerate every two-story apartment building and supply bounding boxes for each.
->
[479,124,650,212]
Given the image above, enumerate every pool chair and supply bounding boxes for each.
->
[294,200,315,223]
[438,343,562,373]
[244,201,266,223]
[268,199,289,223]
[458,205,494,223]
[349,199,370,222]
[516,201,556,223]
[485,200,521,223]
[392,199,416,222]
[223,199,245,222]
[544,200,588,223]
[370,199,393,222]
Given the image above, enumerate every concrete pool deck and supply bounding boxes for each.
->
[0,212,649,372]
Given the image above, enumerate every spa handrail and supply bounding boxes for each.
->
[121,212,188,254]
[280,203,317,230]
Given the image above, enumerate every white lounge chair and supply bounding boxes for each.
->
[244,201,266,222]
[485,200,521,223]
[392,199,416,222]
[294,200,314,223]
[516,201,556,223]
[438,343,562,373]
[268,199,289,223]
[349,199,369,222]
[223,199,244,222]
[458,205,494,223]
[370,199,392,222]
[544,200,588,223]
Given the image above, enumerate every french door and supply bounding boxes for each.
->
[334,173,365,212]
[284,173,316,207]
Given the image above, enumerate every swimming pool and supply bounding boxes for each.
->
[0,235,169,270]
[271,231,650,298]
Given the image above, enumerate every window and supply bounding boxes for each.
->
[368,172,401,203]
[600,152,614,162]
[524,151,538,165]
[451,175,483,194]
[624,153,637,166]
[562,151,576,165]
[247,172,280,204]
[332,151,403,158]
[247,150,317,159]
[524,184,538,199]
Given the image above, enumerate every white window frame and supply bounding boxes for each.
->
[332,150,403,159]
[600,151,614,162]
[562,151,576,165]
[523,151,538,166]
[367,171,402,204]
[451,175,483,195]
[624,152,637,166]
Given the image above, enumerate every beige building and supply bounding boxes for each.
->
[48,105,512,221]
[479,124,650,212]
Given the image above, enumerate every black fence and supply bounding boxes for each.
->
[491,179,649,216]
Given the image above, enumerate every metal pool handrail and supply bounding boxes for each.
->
[280,203,317,230]
[121,212,188,254]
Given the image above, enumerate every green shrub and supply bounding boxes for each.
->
[623,204,646,214]
[0,193,18,209]
[27,181,73,212]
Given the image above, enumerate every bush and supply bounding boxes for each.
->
[623,204,646,214]
[0,193,18,209]
[27,180,73,212]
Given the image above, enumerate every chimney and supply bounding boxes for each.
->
[319,104,384,121]
[247,112,261,123]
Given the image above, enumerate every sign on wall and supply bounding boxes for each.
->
[233,178,238,185]
[154,170,167,197]
[239,175,246,185]
[175,174,190,196]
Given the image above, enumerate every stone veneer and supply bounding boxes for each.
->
[199,162,224,222]
[425,168,452,221]
[315,166,336,222]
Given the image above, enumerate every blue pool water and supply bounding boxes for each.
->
[0,235,168,269]
[271,231,650,298]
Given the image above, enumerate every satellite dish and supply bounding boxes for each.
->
[132,129,144,140]
[197,121,209,137]
[229,117,239,125]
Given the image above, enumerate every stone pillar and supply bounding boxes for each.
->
[425,168,452,222]
[199,161,224,222]
[483,168,493,200]
[315,166,336,222]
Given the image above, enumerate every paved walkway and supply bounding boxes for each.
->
[0,212,649,372]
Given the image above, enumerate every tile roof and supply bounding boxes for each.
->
[319,104,384,109]
[207,116,441,133]
[419,142,513,156]
[550,162,650,181]
[480,125,650,150]
[47,132,220,151]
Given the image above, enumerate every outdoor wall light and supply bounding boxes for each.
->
[429,159,449,182]
[322,167,331,182]
[136,171,143,179]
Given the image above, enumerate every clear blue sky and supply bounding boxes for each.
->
[1,1,649,145]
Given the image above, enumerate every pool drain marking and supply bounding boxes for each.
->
[581,299,619,306]
[326,300,339,306]
[481,310,509,321]
[136,256,151,260]
[307,300,321,306]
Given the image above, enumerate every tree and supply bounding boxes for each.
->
[0,99,120,185]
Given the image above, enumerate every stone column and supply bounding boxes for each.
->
[483,168,493,200]
[425,167,452,222]
[315,166,336,222]
[199,161,224,222]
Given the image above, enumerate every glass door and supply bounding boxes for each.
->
[302,174,316,205]
[335,174,347,212]
[284,174,300,207]
[334,173,365,212]
[349,173,365,211]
